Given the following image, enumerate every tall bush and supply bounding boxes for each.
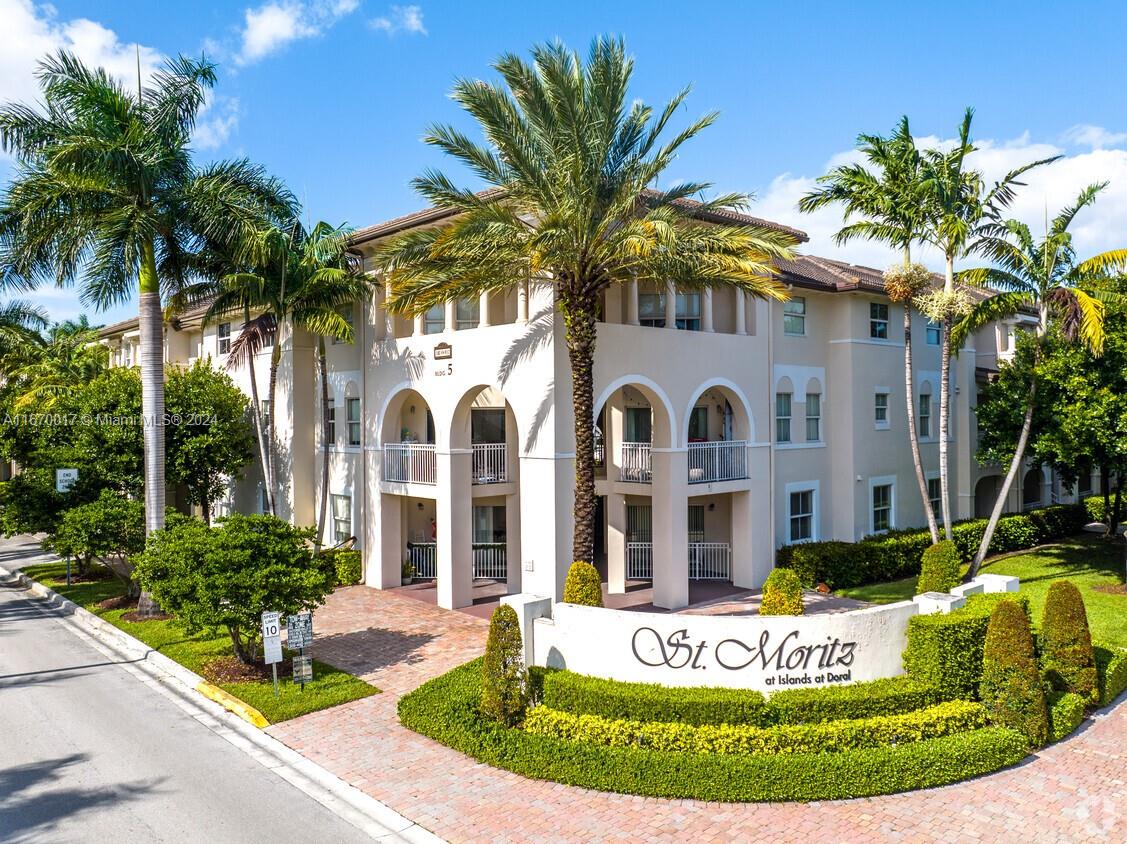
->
[980,599,1049,748]
[481,604,526,725]
[1041,581,1098,704]
[916,540,961,594]
[563,560,603,606]
[760,568,804,616]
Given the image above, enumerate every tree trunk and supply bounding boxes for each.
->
[202,497,211,527]
[938,318,953,540]
[904,300,939,543]
[229,626,257,664]
[1111,482,1123,537]
[561,285,599,566]
[137,237,165,618]
[244,305,273,516]
[315,335,331,552]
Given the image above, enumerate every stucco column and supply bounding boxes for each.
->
[517,280,529,324]
[606,491,627,594]
[505,492,522,590]
[701,288,713,332]
[664,280,677,329]
[608,391,625,480]
[626,279,639,326]
[730,489,754,588]
[383,282,395,338]
[413,314,424,336]
[479,292,491,328]
[444,300,456,332]
[734,289,747,335]
[375,493,404,589]
[436,448,473,608]
[651,448,689,609]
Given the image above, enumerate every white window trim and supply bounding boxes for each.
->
[869,474,897,535]
[925,470,945,524]
[785,480,819,544]
[783,297,807,337]
[805,393,822,443]
[918,391,934,442]
[330,492,353,543]
[874,387,891,430]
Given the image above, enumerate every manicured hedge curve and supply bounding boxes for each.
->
[1096,645,1127,706]
[1047,692,1085,743]
[398,659,1029,803]
[541,670,950,727]
[524,700,987,755]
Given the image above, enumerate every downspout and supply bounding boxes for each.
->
[767,288,776,572]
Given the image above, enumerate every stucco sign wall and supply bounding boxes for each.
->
[531,601,920,692]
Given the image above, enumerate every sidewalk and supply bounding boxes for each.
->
[271,584,1127,843]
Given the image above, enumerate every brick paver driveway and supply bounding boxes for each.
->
[269,586,1127,843]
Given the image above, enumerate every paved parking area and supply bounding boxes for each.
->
[269,585,1127,843]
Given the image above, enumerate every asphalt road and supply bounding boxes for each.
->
[0,575,375,844]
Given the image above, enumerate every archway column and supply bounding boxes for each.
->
[436,447,473,609]
[651,447,689,609]
[505,492,522,589]
[606,491,627,594]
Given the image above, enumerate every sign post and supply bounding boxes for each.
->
[261,611,283,698]
[55,468,78,493]
[286,611,314,692]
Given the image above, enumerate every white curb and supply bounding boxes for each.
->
[1,550,445,844]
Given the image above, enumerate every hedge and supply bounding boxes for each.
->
[1047,692,1085,743]
[524,700,987,756]
[323,549,362,586]
[1095,644,1127,707]
[541,670,948,727]
[398,659,1028,802]
[777,503,1089,589]
[760,568,803,616]
[1041,581,1098,704]
[980,599,1049,748]
[903,593,1031,699]
[562,561,603,607]
[917,540,961,595]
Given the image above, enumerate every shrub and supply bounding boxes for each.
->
[1047,692,1085,743]
[775,540,860,589]
[399,660,1029,802]
[916,540,961,595]
[1095,644,1127,706]
[328,549,363,586]
[904,593,1030,699]
[44,490,146,591]
[562,560,602,607]
[980,599,1049,748]
[768,676,949,724]
[1040,581,1098,704]
[481,605,526,726]
[134,514,334,663]
[760,568,804,615]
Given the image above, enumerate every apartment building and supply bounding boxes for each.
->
[99,200,1081,612]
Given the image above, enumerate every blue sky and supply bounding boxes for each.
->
[4,0,1127,323]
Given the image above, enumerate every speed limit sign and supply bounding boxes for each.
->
[261,611,282,665]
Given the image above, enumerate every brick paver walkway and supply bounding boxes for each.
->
[269,586,1127,843]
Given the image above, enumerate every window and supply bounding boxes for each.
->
[805,393,821,441]
[218,322,231,354]
[471,408,505,444]
[789,489,815,542]
[775,392,792,443]
[455,298,479,330]
[473,504,506,543]
[626,504,652,542]
[926,320,941,346]
[346,397,361,446]
[874,392,889,426]
[260,400,271,427]
[675,293,701,331]
[333,306,355,344]
[688,406,708,441]
[424,303,445,334]
[928,477,942,518]
[687,505,705,543]
[783,297,806,335]
[259,485,269,514]
[919,394,931,438]
[625,406,652,443]
[638,293,666,328]
[331,494,351,543]
[1079,472,1093,495]
[872,483,893,532]
[325,402,336,444]
[869,303,889,339]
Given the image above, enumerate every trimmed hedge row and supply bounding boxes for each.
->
[1096,644,1127,706]
[398,659,1029,802]
[523,700,987,756]
[777,503,1089,589]
[1047,692,1086,743]
[903,594,1032,699]
[541,671,949,727]
[320,548,363,586]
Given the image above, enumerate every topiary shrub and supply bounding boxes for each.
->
[760,568,804,616]
[333,549,363,586]
[481,605,526,726]
[1047,691,1085,743]
[562,560,603,607]
[980,599,1049,748]
[1040,581,1098,705]
[916,540,961,595]
[1095,644,1127,706]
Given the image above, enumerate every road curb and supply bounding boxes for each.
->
[195,680,271,728]
[1,552,446,844]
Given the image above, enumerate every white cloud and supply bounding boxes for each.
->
[755,127,1127,273]
[369,5,427,35]
[193,95,241,151]
[1061,124,1127,151]
[236,0,359,65]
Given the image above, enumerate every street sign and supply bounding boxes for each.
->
[261,611,283,665]
[286,612,313,649]
[293,655,313,685]
[55,468,78,493]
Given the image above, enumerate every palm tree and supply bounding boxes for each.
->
[8,322,107,411]
[0,300,48,375]
[376,38,798,566]
[917,108,1058,538]
[799,117,940,542]
[0,51,294,554]
[955,184,1127,577]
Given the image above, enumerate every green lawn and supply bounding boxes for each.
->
[21,561,378,723]
[836,536,1127,647]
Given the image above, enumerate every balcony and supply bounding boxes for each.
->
[472,443,508,484]
[687,440,748,483]
[406,541,507,580]
[383,442,436,484]
[620,442,652,482]
[625,541,731,581]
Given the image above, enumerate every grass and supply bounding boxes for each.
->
[836,535,1127,648]
[21,561,378,723]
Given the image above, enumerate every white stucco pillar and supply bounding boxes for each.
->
[664,281,677,329]
[505,492,522,590]
[436,448,473,609]
[413,314,424,336]
[607,491,627,594]
[626,279,639,326]
[702,288,714,333]
[383,282,395,338]
[730,488,755,588]
[479,291,491,328]
[651,448,689,609]
[444,300,456,332]
[376,493,404,589]
[517,280,529,324]
[734,289,747,335]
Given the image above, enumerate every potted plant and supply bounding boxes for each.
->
[402,559,415,586]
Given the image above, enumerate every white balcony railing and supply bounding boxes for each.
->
[408,542,437,578]
[472,443,508,484]
[620,442,652,482]
[383,442,437,484]
[687,440,748,483]
[472,542,507,579]
[623,541,731,581]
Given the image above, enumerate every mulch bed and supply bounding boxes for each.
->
[203,655,293,684]
[1093,583,1127,595]
[121,609,172,623]
[95,595,138,611]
